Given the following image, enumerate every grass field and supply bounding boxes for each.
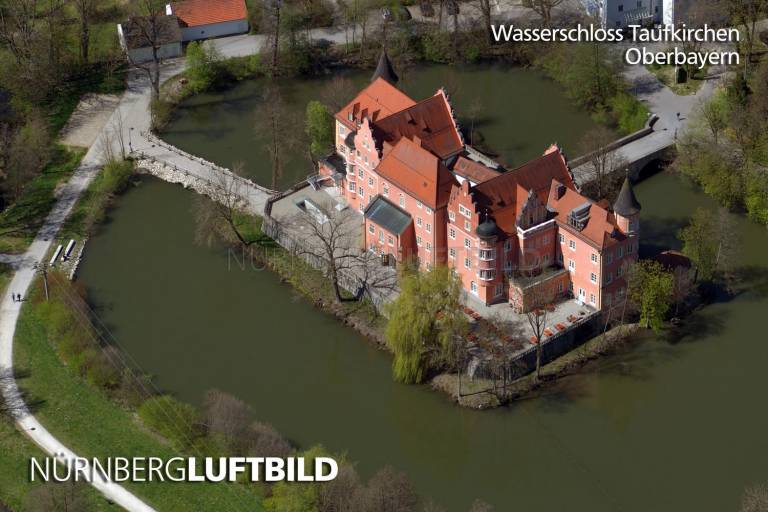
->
[0,147,86,254]
[12,287,264,511]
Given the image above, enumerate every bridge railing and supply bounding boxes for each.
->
[138,131,277,196]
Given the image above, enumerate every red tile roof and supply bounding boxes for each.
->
[336,78,415,128]
[452,156,500,184]
[170,0,248,28]
[472,150,574,210]
[547,182,624,249]
[373,91,464,160]
[376,137,456,209]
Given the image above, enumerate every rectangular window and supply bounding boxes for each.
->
[504,239,512,251]
[478,269,496,281]
[348,181,355,192]
[388,236,394,246]
[338,125,345,135]
[426,242,432,252]
[617,246,624,258]
[590,293,596,304]
[368,224,375,234]
[368,177,373,187]
[464,258,471,269]
[449,228,456,240]
[399,195,405,207]
[606,252,613,264]
[494,283,503,297]
[426,223,431,233]
[449,248,456,258]
[417,217,422,227]
[417,236,423,246]
[358,168,363,178]
[591,253,598,264]
[464,220,471,231]
[464,238,471,249]
[416,200,422,209]
[559,233,564,244]
[606,272,613,284]
[358,186,364,197]
[378,231,384,242]
[425,207,432,215]
[569,240,576,251]
[557,282,563,292]
[449,211,455,222]
[590,272,597,283]
[459,205,471,218]
[569,259,575,271]
[470,281,478,294]
[383,185,389,197]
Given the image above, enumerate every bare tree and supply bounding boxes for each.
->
[255,85,300,191]
[526,0,565,27]
[25,480,91,512]
[192,162,254,247]
[320,76,356,112]
[469,500,494,512]
[203,389,253,451]
[72,0,97,63]
[741,483,768,512]
[360,466,419,512]
[473,0,493,44]
[579,126,627,200]
[1,367,27,419]
[524,285,553,383]
[671,265,693,317]
[287,201,363,302]
[465,98,483,146]
[127,0,177,100]
[727,0,768,76]
[262,0,282,72]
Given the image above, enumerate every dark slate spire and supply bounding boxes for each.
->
[613,177,642,217]
[372,50,398,85]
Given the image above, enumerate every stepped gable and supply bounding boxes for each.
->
[336,78,415,129]
[375,137,457,209]
[372,91,464,160]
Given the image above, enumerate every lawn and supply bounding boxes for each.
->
[13,290,265,511]
[646,63,709,96]
[0,146,86,254]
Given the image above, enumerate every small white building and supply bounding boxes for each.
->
[165,0,249,42]
[117,16,183,64]
[585,0,674,28]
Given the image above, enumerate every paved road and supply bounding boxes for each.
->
[0,25,350,511]
[571,61,723,184]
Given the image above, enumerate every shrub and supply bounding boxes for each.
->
[421,31,452,64]
[186,41,225,92]
[138,395,199,450]
[84,348,122,389]
[609,92,648,133]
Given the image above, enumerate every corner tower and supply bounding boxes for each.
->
[613,177,641,236]
[371,49,399,85]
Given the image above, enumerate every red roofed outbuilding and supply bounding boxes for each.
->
[166,0,249,42]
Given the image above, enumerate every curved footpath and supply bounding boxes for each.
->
[0,29,351,511]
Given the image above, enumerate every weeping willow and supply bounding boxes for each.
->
[385,265,468,384]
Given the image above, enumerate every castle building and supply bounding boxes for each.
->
[317,52,641,312]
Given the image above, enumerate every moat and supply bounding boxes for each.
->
[78,170,768,511]
[161,64,604,189]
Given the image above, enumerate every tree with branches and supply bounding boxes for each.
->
[526,0,565,27]
[192,162,255,248]
[579,126,627,201]
[385,265,468,383]
[127,0,177,101]
[255,85,300,191]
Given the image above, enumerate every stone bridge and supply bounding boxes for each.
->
[568,115,675,187]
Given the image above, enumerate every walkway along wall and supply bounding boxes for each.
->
[470,310,603,380]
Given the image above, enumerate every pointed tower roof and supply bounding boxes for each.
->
[372,50,398,85]
[613,177,642,217]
